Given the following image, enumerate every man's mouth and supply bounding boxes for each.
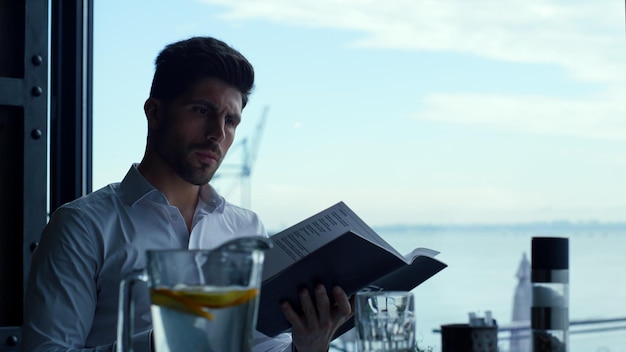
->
[195,151,219,166]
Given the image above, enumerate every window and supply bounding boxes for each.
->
[93,1,626,350]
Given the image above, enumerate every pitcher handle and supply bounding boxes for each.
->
[117,270,148,352]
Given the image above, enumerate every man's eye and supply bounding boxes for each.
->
[225,117,236,126]
[193,106,208,115]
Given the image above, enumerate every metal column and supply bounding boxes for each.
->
[0,0,93,350]
[0,0,48,350]
[50,0,93,211]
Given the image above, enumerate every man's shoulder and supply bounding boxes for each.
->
[43,183,125,244]
[223,201,259,219]
[55,183,123,216]
[220,201,266,234]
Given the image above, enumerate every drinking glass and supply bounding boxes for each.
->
[355,291,416,352]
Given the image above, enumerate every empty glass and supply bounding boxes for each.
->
[355,291,416,352]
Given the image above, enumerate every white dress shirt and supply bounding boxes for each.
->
[23,165,293,352]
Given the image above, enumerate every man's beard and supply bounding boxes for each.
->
[153,130,223,185]
[179,143,222,185]
[173,151,220,185]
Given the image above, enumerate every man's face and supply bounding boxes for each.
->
[149,77,243,185]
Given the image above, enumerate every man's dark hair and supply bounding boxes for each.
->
[149,37,255,107]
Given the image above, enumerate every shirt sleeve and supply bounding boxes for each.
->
[22,203,286,352]
[112,330,152,352]
[253,331,293,352]
[22,206,151,352]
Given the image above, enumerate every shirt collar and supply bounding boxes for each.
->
[120,164,225,213]
[120,164,163,206]
[198,182,225,213]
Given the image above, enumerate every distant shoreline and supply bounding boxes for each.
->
[267,221,626,236]
[372,221,626,234]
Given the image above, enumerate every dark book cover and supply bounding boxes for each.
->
[257,230,447,337]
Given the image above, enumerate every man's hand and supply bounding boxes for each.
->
[280,285,354,352]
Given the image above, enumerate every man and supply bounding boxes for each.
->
[23,36,352,352]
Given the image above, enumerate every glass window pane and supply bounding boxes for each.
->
[93,1,626,351]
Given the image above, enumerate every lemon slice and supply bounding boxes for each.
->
[151,288,215,320]
[177,288,259,308]
[150,287,259,320]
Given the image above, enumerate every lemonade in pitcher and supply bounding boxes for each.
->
[150,284,260,352]
[118,241,270,352]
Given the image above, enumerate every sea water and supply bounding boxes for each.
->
[345,224,626,352]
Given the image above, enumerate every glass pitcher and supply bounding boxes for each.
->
[117,237,271,352]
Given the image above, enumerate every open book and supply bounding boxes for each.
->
[257,201,447,337]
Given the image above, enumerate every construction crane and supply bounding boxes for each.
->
[212,106,269,208]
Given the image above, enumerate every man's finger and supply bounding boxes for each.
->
[332,286,353,321]
[280,301,304,332]
[299,288,319,329]
[314,284,331,324]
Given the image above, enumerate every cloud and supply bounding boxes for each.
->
[200,0,625,85]
[198,1,624,140]
[412,89,626,140]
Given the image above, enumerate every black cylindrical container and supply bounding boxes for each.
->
[440,324,497,352]
[531,237,569,352]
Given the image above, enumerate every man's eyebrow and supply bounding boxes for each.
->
[190,99,242,122]
[190,99,218,113]
[227,112,242,124]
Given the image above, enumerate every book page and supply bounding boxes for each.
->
[263,202,404,279]
[405,247,440,261]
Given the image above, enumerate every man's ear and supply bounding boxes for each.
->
[144,97,161,130]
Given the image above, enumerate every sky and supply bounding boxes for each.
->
[92,0,625,231]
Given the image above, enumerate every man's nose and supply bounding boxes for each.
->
[206,116,226,142]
